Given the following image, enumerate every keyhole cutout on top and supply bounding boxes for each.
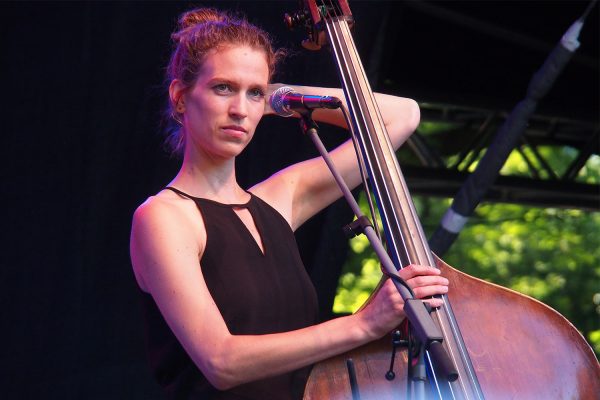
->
[233,207,265,255]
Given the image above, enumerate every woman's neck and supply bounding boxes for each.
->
[170,151,248,203]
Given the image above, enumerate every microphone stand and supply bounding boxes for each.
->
[296,111,457,399]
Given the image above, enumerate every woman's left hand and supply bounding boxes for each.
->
[355,264,449,340]
[397,264,449,309]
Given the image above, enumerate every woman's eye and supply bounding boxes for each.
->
[248,88,265,100]
[213,84,232,94]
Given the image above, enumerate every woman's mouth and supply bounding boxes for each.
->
[221,125,247,133]
[221,125,248,139]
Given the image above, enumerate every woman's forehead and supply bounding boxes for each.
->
[199,45,269,82]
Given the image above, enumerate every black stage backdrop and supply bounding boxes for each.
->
[1,2,597,399]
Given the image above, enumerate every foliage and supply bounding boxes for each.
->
[333,147,600,358]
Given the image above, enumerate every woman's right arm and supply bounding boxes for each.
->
[130,197,448,390]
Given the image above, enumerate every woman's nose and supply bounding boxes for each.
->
[228,94,248,119]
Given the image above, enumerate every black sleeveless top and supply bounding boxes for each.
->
[140,187,319,399]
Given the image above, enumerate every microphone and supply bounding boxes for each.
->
[269,86,342,117]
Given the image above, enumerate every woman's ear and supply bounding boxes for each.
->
[169,79,186,112]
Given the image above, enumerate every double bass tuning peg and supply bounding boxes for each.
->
[283,9,322,51]
[283,10,309,31]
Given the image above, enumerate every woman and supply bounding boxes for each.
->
[130,7,449,399]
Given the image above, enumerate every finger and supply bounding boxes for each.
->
[413,284,449,299]
[399,264,441,279]
[406,275,449,289]
[423,297,445,309]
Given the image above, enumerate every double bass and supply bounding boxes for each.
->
[284,1,600,399]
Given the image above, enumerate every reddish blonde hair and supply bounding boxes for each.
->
[165,8,281,155]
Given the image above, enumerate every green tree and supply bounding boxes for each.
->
[334,150,600,357]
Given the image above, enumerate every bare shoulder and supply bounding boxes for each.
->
[132,191,202,240]
[134,190,191,221]
[130,190,205,292]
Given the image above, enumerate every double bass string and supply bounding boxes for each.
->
[325,8,413,268]
[318,2,483,398]
[322,0,436,294]
[332,16,485,400]
[319,1,382,242]
[322,1,388,243]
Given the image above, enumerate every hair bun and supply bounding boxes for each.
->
[171,8,229,43]
[178,8,225,29]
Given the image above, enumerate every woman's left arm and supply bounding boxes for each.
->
[254,84,420,230]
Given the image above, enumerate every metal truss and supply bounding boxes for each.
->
[401,102,600,211]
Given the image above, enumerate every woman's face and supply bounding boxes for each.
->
[180,45,269,161]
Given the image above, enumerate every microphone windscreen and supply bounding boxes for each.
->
[269,86,295,117]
